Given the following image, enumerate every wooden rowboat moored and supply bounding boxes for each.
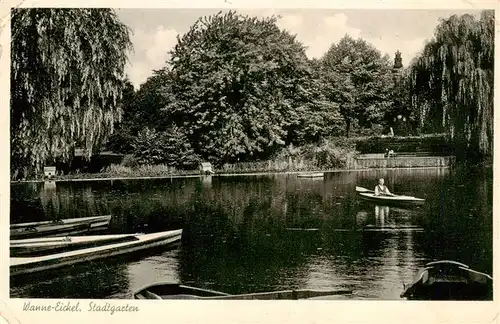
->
[10,215,112,239]
[10,229,183,277]
[10,233,139,257]
[297,173,324,178]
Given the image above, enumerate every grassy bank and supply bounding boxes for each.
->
[51,164,200,181]
[219,144,357,173]
[49,161,336,181]
[50,157,352,181]
[17,138,357,181]
[15,136,474,182]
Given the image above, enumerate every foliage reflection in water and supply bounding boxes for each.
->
[10,166,492,299]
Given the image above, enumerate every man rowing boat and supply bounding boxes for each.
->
[374,178,395,196]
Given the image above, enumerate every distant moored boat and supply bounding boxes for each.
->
[297,172,324,178]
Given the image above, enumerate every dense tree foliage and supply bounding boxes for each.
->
[132,126,199,167]
[409,10,494,160]
[320,36,395,137]
[106,79,136,153]
[294,59,344,142]
[13,8,490,178]
[385,67,419,135]
[133,70,172,132]
[159,11,337,164]
[11,8,132,179]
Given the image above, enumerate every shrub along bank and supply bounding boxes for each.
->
[29,138,357,181]
[17,135,460,181]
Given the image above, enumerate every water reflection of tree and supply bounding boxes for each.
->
[177,224,320,294]
[10,182,44,223]
[171,174,409,295]
[11,261,130,299]
[167,175,329,294]
[355,203,423,228]
[419,166,492,273]
[11,168,489,297]
[39,181,61,219]
[13,173,362,234]
[36,182,112,221]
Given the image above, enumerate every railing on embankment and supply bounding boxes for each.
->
[352,155,455,169]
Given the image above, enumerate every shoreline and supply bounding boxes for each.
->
[10,166,452,184]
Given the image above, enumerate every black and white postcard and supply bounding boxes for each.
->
[1,1,498,323]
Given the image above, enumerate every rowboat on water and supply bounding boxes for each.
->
[401,260,493,300]
[134,282,352,300]
[356,186,425,205]
[10,229,183,277]
[11,233,139,257]
[10,215,112,239]
[297,172,324,178]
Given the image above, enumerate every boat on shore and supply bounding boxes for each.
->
[10,229,183,277]
[401,260,493,300]
[10,215,112,239]
[134,282,352,300]
[356,186,425,205]
[297,172,324,178]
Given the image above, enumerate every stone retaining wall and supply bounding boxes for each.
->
[353,156,455,169]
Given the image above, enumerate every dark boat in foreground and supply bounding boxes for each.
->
[134,283,353,300]
[401,260,493,300]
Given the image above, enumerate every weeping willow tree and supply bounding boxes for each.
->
[11,8,132,179]
[409,10,494,161]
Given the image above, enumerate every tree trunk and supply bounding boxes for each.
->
[345,118,351,138]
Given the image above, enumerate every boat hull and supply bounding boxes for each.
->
[297,173,324,178]
[10,229,182,276]
[10,234,138,257]
[134,283,230,299]
[357,192,425,206]
[134,283,352,300]
[10,215,112,239]
[401,260,493,300]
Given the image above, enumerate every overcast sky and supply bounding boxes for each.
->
[116,9,484,89]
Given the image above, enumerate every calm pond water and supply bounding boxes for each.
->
[10,166,492,300]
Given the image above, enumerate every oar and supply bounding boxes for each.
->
[204,289,353,300]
